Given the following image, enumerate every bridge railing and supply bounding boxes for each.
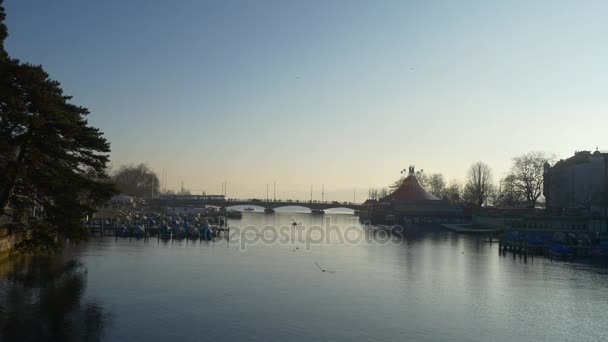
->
[157,197,361,206]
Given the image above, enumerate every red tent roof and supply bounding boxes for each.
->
[383,173,439,202]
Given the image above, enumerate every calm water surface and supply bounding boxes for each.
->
[1,212,608,341]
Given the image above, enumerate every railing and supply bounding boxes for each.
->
[156,197,361,206]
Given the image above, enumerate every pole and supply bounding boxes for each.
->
[353,187,356,203]
[266,184,269,201]
[273,181,276,201]
[310,184,313,203]
[322,184,324,203]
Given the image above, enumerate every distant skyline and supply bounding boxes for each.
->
[5,0,607,200]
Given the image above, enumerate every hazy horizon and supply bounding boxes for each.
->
[5,0,607,200]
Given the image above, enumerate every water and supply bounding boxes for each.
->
[1,212,608,341]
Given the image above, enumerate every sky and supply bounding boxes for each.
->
[4,0,608,201]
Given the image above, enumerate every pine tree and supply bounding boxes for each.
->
[0,1,116,251]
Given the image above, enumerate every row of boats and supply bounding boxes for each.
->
[503,231,608,258]
[116,223,219,240]
[89,212,229,240]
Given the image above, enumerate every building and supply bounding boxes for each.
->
[360,166,466,225]
[544,149,608,216]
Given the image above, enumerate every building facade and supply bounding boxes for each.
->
[544,149,608,216]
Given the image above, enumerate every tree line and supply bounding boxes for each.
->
[369,151,554,209]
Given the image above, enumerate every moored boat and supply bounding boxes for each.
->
[199,226,214,240]
[159,224,172,239]
[117,226,130,238]
[131,225,146,237]
[173,227,187,239]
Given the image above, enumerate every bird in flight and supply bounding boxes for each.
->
[314,261,336,274]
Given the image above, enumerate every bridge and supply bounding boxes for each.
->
[152,196,363,213]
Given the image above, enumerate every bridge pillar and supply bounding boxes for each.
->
[264,208,275,214]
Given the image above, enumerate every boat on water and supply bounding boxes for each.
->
[243,208,255,211]
[148,225,159,236]
[173,227,187,239]
[199,226,214,240]
[131,225,146,237]
[159,224,172,239]
[117,226,130,238]
[186,225,199,239]
[226,210,243,219]
[549,242,573,258]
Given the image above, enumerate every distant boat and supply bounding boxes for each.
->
[131,225,146,237]
[292,222,297,226]
[199,226,214,240]
[186,225,199,239]
[549,243,572,258]
[173,227,187,239]
[117,226,130,238]
[226,210,243,219]
[244,208,254,211]
[159,224,172,239]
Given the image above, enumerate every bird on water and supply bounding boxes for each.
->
[314,261,336,274]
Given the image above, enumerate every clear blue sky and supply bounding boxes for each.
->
[4,0,608,200]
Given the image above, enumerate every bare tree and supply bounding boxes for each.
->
[379,187,390,199]
[510,151,554,208]
[112,163,160,199]
[415,169,429,189]
[428,173,446,198]
[494,174,524,208]
[368,188,379,200]
[464,161,493,206]
[444,179,462,202]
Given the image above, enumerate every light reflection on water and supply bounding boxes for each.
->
[1,212,608,341]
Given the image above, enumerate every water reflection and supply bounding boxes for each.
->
[0,256,109,342]
[1,214,608,341]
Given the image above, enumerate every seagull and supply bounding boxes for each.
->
[314,261,336,274]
